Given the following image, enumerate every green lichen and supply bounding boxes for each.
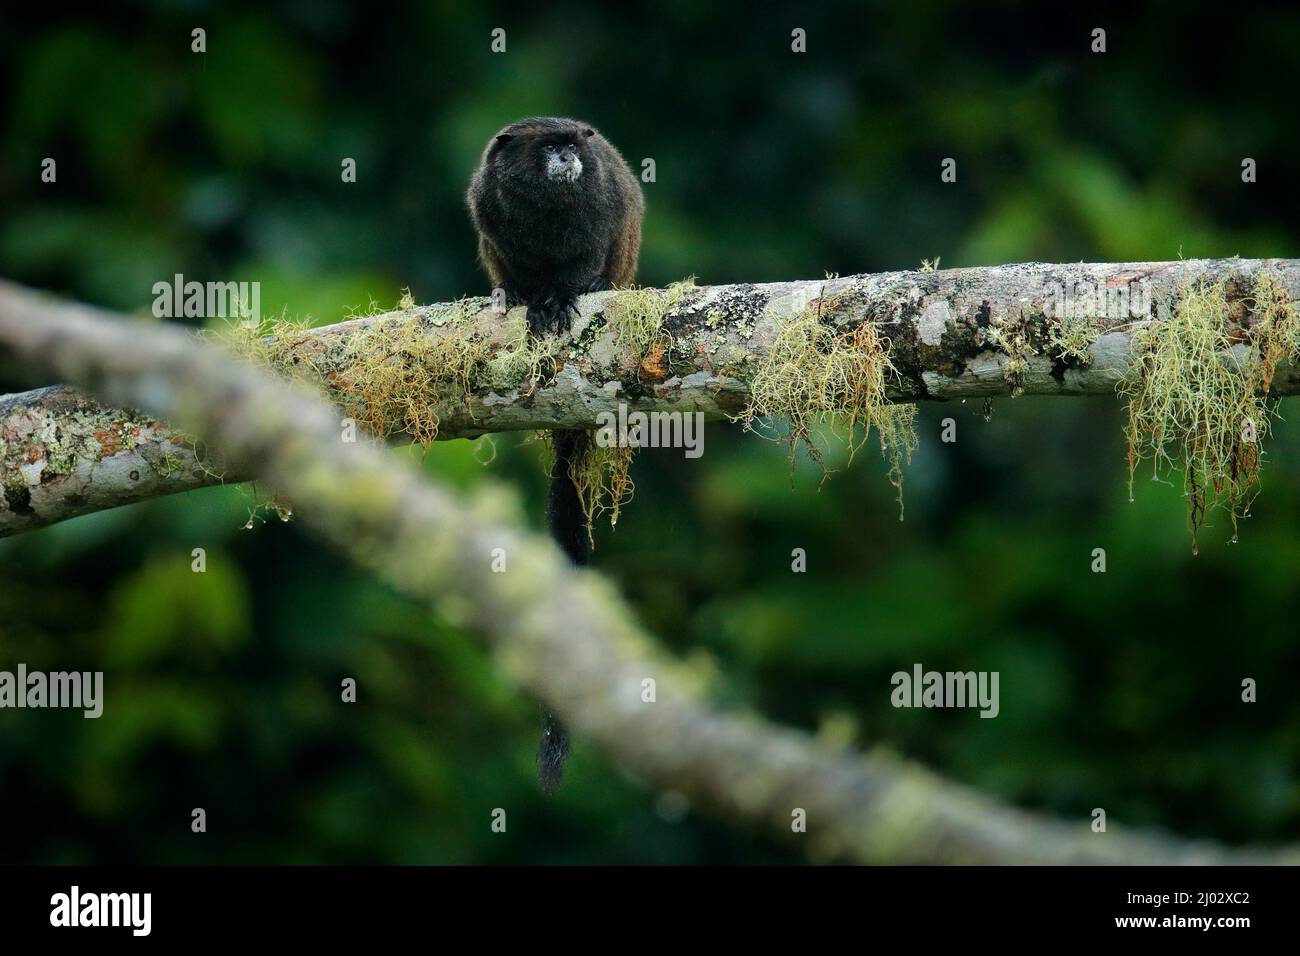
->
[1048,316,1099,366]
[155,453,185,478]
[980,319,1036,397]
[45,449,74,475]
[484,316,549,392]
[4,402,155,486]
[604,278,696,358]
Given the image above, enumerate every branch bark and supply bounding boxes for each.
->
[0,272,1295,863]
[0,385,237,531]
[3,256,1296,534]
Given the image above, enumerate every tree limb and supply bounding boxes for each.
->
[3,256,1296,534]
[0,385,238,532]
[0,273,1294,864]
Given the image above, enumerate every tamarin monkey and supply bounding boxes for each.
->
[467,117,644,794]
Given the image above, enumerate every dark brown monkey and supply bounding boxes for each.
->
[467,117,644,794]
[468,116,642,332]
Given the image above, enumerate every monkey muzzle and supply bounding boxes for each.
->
[546,149,583,183]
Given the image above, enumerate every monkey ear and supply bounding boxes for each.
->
[582,128,595,138]
[494,133,514,145]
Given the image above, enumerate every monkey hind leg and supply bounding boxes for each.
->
[537,709,570,796]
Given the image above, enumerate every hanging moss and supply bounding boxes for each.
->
[739,293,918,515]
[1119,269,1300,553]
[210,297,508,449]
[541,280,698,539]
[536,432,635,547]
[326,305,490,448]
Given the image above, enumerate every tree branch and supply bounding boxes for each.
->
[0,385,238,532]
[3,256,1296,534]
[0,272,1294,863]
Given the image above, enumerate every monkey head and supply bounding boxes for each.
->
[488,118,599,186]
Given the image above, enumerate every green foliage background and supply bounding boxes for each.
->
[1,2,1298,863]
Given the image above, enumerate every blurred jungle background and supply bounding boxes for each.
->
[1,1,1298,864]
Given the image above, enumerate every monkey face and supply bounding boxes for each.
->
[482,118,600,188]
[541,141,584,183]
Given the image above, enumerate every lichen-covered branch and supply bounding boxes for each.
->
[3,257,1297,535]
[0,274,1294,864]
[215,257,1300,435]
[0,385,237,533]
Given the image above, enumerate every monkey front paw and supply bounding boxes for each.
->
[526,296,579,336]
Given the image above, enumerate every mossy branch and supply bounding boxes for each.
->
[2,257,1299,535]
[0,275,1294,864]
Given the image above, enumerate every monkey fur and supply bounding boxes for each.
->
[467,117,644,794]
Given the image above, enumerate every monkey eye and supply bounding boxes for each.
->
[566,143,575,150]
[542,145,557,154]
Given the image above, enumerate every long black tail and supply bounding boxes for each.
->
[538,429,590,795]
[547,429,591,567]
[537,709,570,796]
